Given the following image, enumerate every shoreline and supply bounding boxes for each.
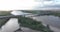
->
[31,16,60,32]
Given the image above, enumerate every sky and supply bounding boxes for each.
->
[34,0,60,10]
[0,0,60,10]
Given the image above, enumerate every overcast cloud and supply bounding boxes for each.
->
[34,0,60,10]
[0,0,60,10]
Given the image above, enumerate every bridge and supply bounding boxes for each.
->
[0,13,51,19]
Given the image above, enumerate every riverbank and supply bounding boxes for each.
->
[16,27,40,32]
[0,18,40,32]
[14,15,60,32]
[30,16,60,32]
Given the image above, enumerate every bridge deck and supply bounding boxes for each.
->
[0,15,21,19]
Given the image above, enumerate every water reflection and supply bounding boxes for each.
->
[0,18,20,32]
[33,15,60,28]
[0,15,60,32]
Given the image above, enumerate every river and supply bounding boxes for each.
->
[0,18,20,32]
[32,15,60,28]
[0,15,60,32]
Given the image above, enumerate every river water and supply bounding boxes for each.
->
[0,18,20,32]
[0,15,60,32]
[32,15,60,28]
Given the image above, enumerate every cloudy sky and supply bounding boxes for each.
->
[0,0,60,10]
[34,0,60,10]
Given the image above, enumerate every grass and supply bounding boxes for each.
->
[0,18,10,28]
[0,16,53,32]
[51,12,60,17]
[0,11,11,28]
[18,16,53,32]
[0,11,11,16]
[22,10,60,17]
[0,11,60,32]
[22,11,38,14]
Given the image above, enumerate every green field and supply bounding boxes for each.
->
[22,10,60,17]
[18,16,53,32]
[0,11,11,16]
[0,11,60,32]
[0,11,54,32]
[0,11,11,28]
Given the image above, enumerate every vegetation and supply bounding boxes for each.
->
[0,11,11,28]
[18,16,53,32]
[22,10,60,17]
[0,11,11,16]
[22,10,38,14]
[1,10,60,32]
[0,18,10,28]
[51,12,60,17]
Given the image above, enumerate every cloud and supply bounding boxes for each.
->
[37,4,60,8]
[0,0,60,10]
[34,0,60,10]
[0,0,37,10]
[45,0,52,1]
[42,0,53,1]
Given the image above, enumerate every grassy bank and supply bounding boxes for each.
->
[0,11,11,16]
[0,11,11,28]
[22,10,60,17]
[22,11,38,14]
[0,11,59,32]
[0,18,10,28]
[18,16,53,32]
